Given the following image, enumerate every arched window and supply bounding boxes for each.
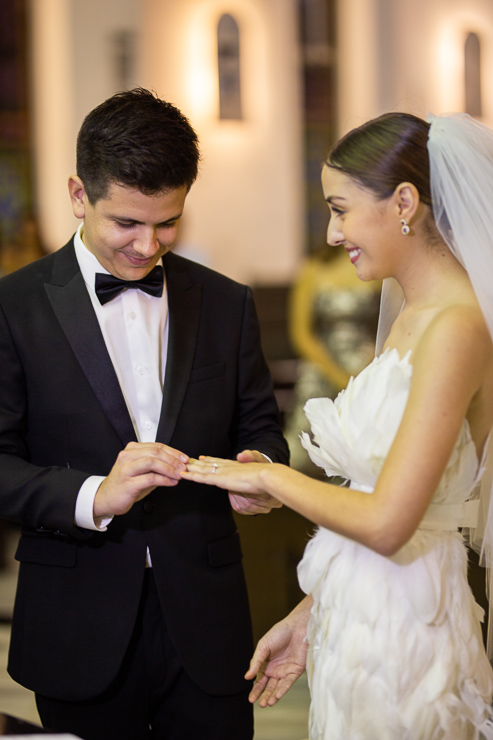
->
[217,14,242,120]
[465,32,482,117]
[112,30,136,90]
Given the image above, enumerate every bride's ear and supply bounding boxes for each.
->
[393,182,420,224]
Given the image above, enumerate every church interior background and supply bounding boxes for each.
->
[1,0,493,737]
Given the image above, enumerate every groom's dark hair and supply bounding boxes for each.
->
[76,87,200,205]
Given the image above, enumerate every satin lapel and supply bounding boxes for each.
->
[157,252,202,444]
[44,243,137,445]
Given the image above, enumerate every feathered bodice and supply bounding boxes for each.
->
[300,348,483,517]
[297,349,493,740]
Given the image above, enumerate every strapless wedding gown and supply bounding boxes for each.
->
[298,349,493,740]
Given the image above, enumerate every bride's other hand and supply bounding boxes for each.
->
[244,596,312,707]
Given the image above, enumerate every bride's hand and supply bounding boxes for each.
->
[181,455,270,495]
[183,453,283,515]
[244,606,310,707]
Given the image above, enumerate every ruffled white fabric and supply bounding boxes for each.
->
[426,113,493,661]
[373,115,493,650]
[298,350,493,740]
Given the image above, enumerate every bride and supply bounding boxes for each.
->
[182,112,493,739]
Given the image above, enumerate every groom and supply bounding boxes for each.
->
[0,88,289,739]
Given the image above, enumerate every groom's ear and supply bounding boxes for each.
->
[68,175,88,220]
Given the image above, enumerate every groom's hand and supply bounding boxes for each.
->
[228,449,282,515]
[94,441,189,518]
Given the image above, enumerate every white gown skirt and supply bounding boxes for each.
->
[297,526,493,740]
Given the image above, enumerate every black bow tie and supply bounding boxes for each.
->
[95,265,164,305]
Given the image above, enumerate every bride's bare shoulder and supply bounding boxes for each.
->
[388,299,491,365]
[417,301,492,368]
[430,300,488,336]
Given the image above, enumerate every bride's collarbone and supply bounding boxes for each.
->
[385,299,483,360]
[384,313,430,360]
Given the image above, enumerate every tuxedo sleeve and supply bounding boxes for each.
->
[0,302,94,540]
[232,287,289,464]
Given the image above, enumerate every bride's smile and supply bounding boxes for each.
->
[322,165,402,283]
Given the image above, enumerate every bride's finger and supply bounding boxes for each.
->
[180,469,223,485]
[256,676,281,707]
[248,675,268,704]
[198,455,231,464]
[186,459,216,472]
[199,456,242,471]
[181,461,233,483]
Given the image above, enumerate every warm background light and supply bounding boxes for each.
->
[140,0,303,284]
[27,0,493,276]
[29,0,75,250]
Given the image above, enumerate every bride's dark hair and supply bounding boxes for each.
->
[327,112,432,206]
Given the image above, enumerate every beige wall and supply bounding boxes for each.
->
[28,0,304,285]
[30,0,493,272]
[29,0,140,252]
[29,0,76,250]
[138,0,304,284]
[337,0,493,135]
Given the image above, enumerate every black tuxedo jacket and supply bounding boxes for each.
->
[0,239,289,702]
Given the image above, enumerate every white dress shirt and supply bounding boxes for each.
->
[73,224,168,533]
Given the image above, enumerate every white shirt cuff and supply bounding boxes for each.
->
[75,476,113,531]
[260,453,273,463]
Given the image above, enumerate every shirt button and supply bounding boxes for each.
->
[143,421,152,430]
[136,366,145,375]
[128,312,136,320]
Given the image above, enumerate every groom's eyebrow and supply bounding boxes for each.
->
[111,214,183,225]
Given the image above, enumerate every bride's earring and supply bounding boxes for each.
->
[400,218,410,236]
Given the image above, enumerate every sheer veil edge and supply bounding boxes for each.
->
[375,112,493,657]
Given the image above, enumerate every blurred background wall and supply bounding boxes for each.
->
[5,0,493,276]
[2,0,493,638]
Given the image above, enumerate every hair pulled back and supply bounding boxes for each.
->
[327,112,432,206]
[76,87,200,204]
